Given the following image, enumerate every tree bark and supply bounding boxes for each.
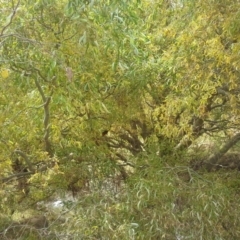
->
[204,133,240,171]
[34,78,53,156]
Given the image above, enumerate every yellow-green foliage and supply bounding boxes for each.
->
[1,0,240,239]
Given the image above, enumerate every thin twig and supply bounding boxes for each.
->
[0,0,20,36]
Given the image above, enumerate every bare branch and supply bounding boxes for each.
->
[1,171,34,183]
[0,0,20,36]
[43,96,52,156]
[204,132,240,171]
[34,76,53,156]
[5,102,51,126]
[14,149,34,172]
[34,77,46,102]
[1,160,56,183]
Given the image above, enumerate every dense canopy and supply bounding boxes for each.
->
[1,0,240,239]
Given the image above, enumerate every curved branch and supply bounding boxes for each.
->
[14,149,34,172]
[0,0,20,37]
[34,77,53,156]
[5,102,50,125]
[34,78,46,102]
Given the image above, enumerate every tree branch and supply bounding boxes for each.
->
[204,132,240,171]
[1,159,56,183]
[1,171,34,183]
[14,149,34,172]
[34,77,53,156]
[0,0,20,37]
[34,78,46,102]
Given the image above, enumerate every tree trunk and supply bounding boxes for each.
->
[204,133,240,171]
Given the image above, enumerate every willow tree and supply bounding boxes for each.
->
[0,0,155,212]
[1,1,240,239]
[1,0,240,215]
[144,0,240,169]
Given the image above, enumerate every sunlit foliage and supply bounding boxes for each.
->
[1,0,240,239]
